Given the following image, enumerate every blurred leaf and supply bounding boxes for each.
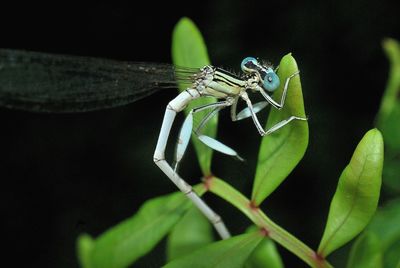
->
[381,154,400,192]
[77,186,206,268]
[252,53,309,205]
[167,206,214,261]
[366,198,400,250]
[384,239,400,268]
[347,198,400,268]
[376,38,400,149]
[245,226,284,268]
[346,232,383,268]
[377,104,400,151]
[367,198,400,267]
[172,17,216,175]
[164,232,264,268]
[318,129,384,257]
[376,38,400,192]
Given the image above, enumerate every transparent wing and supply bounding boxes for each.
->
[0,49,197,113]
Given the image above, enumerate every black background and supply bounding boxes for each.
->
[1,1,399,267]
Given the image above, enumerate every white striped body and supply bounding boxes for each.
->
[191,66,254,99]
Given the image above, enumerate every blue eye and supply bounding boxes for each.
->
[262,69,280,92]
[241,57,259,73]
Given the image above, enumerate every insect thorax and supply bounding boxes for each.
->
[192,66,251,99]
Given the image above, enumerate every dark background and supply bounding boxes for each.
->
[1,1,399,267]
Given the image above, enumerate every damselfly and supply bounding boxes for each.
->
[0,49,306,239]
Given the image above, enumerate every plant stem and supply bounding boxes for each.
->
[205,176,332,268]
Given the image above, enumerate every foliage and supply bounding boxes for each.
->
[77,17,386,268]
[376,38,400,193]
[346,38,400,268]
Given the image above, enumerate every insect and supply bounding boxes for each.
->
[0,49,306,239]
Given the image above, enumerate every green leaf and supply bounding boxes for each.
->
[384,239,400,268]
[346,232,383,268]
[376,38,400,144]
[318,129,384,257]
[366,198,400,267]
[376,38,400,192]
[252,53,309,205]
[164,232,264,268]
[77,234,95,268]
[172,17,216,175]
[381,154,400,192]
[167,206,214,261]
[366,198,400,250]
[77,185,206,268]
[347,198,400,268]
[245,226,284,268]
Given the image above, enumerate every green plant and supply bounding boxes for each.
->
[76,17,384,268]
[345,38,400,268]
[376,38,400,194]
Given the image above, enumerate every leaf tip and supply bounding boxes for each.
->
[176,17,194,28]
[382,37,400,61]
[369,127,382,135]
[365,128,384,148]
[382,37,397,51]
[279,53,298,73]
[77,233,94,268]
[173,17,198,37]
[281,52,293,61]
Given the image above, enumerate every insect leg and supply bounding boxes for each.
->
[175,100,231,171]
[241,92,307,136]
[191,100,243,160]
[258,70,300,109]
[263,116,307,136]
[153,89,230,239]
